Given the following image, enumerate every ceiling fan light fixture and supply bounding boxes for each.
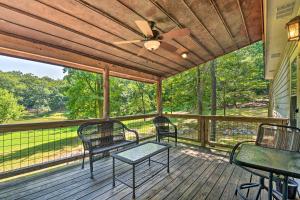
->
[144,40,160,51]
[181,52,188,59]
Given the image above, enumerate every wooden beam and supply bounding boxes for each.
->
[0,32,160,83]
[157,78,163,115]
[236,0,251,44]
[103,65,110,120]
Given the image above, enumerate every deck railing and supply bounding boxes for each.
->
[0,114,156,179]
[165,114,289,148]
[0,113,288,178]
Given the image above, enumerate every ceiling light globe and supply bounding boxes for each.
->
[181,53,188,59]
[144,40,160,51]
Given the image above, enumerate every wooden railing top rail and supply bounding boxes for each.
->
[164,113,289,124]
[0,114,157,132]
[0,113,289,133]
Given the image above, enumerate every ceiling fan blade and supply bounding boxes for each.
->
[113,40,142,45]
[160,42,177,52]
[161,28,191,40]
[137,47,148,56]
[135,20,153,37]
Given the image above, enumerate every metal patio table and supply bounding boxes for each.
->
[111,141,171,199]
[234,144,300,200]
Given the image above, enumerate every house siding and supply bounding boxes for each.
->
[271,43,298,121]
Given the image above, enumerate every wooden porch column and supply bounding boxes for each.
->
[103,65,110,120]
[157,78,163,116]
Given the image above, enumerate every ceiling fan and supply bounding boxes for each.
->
[113,20,190,57]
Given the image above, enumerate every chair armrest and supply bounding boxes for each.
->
[230,140,255,164]
[79,136,93,151]
[124,126,139,143]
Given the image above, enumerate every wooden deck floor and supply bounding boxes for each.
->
[0,144,269,200]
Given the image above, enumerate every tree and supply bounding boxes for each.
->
[210,60,217,141]
[0,88,23,123]
[64,69,103,119]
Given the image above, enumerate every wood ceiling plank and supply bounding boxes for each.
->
[0,19,170,76]
[40,0,193,70]
[0,0,183,74]
[115,0,208,63]
[239,0,262,43]
[115,0,203,65]
[236,0,251,44]
[150,0,219,58]
[214,0,249,48]
[182,0,225,53]
[208,0,238,49]
[0,2,177,76]
[184,0,236,52]
[35,0,187,72]
[0,33,159,83]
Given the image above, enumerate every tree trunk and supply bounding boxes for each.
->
[210,60,217,142]
[196,65,203,115]
[136,83,146,121]
[96,74,103,118]
[223,83,226,116]
[170,83,173,114]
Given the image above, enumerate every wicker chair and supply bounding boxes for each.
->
[153,116,178,146]
[230,123,300,200]
[77,120,139,178]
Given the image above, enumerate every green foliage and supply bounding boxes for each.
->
[110,77,156,116]
[63,69,103,119]
[0,71,66,113]
[0,88,23,123]
[163,41,268,113]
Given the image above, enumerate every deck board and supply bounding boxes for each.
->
[0,145,269,200]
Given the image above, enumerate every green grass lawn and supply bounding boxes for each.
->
[216,107,268,117]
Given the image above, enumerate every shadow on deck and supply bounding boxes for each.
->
[0,143,268,200]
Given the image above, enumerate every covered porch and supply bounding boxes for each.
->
[0,0,299,199]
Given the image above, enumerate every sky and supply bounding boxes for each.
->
[0,55,65,80]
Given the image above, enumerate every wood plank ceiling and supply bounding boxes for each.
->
[0,0,262,83]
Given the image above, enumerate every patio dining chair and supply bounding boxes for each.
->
[153,116,178,146]
[230,123,300,200]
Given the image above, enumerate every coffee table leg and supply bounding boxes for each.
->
[112,157,115,187]
[282,176,288,200]
[167,148,170,173]
[133,164,136,199]
[268,172,273,200]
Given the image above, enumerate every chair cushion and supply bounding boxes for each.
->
[91,140,136,154]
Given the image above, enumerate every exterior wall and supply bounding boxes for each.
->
[271,42,299,125]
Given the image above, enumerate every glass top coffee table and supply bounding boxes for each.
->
[111,141,171,199]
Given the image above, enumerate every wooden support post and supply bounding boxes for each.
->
[157,78,163,116]
[103,65,110,120]
[199,116,209,147]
